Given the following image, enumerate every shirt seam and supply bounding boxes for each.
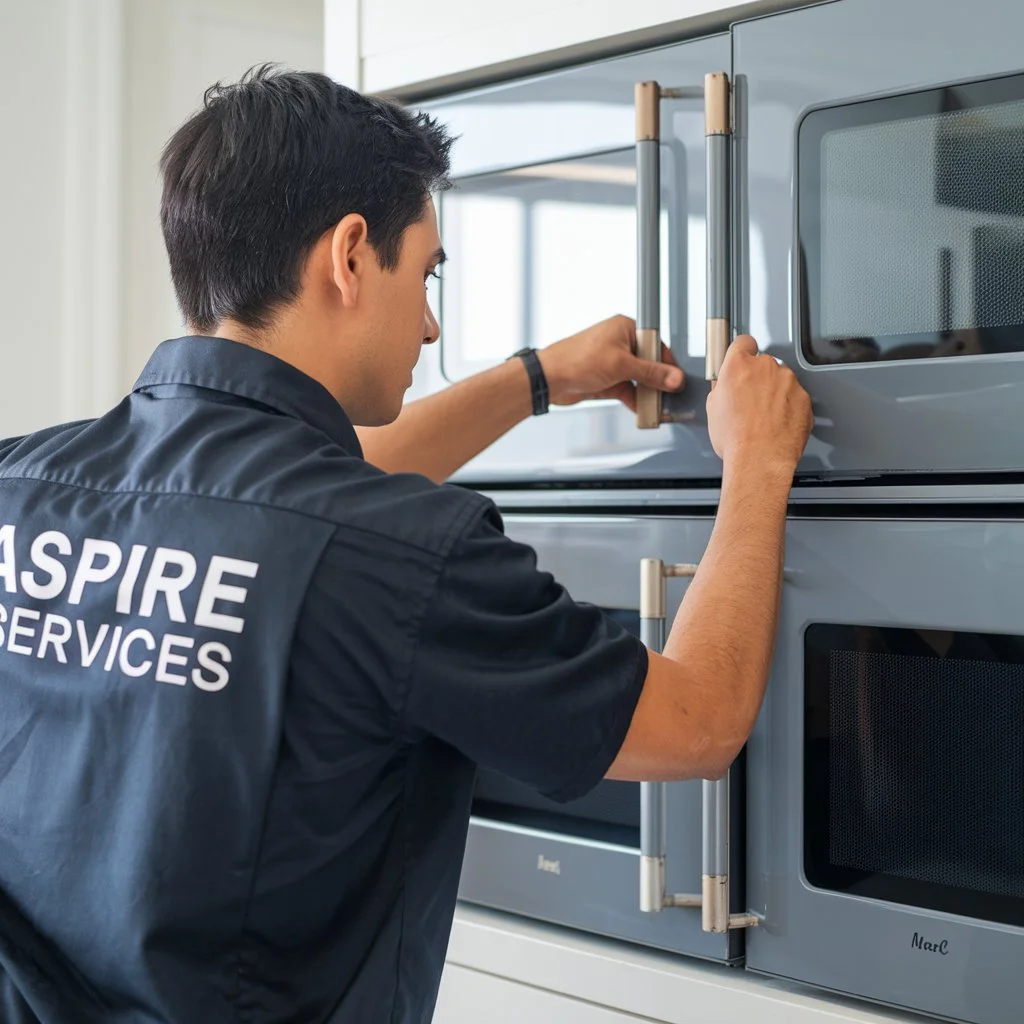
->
[133,378,361,455]
[391,497,493,733]
[0,474,474,562]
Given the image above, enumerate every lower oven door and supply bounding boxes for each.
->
[457,514,742,963]
[746,514,1024,1024]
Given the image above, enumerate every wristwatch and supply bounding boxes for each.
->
[507,347,550,416]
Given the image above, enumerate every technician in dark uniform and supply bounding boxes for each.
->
[0,68,811,1023]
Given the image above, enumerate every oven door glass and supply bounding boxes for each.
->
[440,151,680,382]
[804,622,1024,927]
[799,72,1024,365]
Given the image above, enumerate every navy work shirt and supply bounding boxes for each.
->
[0,337,647,1023]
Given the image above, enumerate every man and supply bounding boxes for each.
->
[0,67,811,1023]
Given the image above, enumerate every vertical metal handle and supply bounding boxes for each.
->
[638,556,759,931]
[705,72,732,382]
[635,84,663,431]
[634,75,732,430]
[639,559,668,910]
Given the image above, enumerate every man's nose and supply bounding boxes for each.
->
[424,303,440,345]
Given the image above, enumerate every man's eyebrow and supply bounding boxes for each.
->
[430,247,447,266]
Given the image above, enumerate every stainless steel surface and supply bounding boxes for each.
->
[635,77,663,430]
[640,783,666,861]
[743,512,1024,1024]
[639,854,666,914]
[703,777,729,878]
[705,109,731,381]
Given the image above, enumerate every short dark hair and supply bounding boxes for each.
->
[159,65,454,332]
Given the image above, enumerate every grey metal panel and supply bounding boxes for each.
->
[744,514,1024,1023]
[476,481,1024,511]
[735,0,1024,480]
[458,514,741,962]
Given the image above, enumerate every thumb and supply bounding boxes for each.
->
[719,334,759,373]
[627,356,685,392]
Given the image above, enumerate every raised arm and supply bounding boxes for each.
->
[356,316,684,482]
[607,336,813,782]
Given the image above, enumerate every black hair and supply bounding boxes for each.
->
[159,64,453,332]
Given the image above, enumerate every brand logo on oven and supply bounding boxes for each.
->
[911,932,949,956]
[536,854,561,875]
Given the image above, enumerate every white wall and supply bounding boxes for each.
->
[0,0,322,440]
[0,0,122,436]
[121,0,323,385]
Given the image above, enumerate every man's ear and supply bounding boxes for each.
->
[329,213,371,308]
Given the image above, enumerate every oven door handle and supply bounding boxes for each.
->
[634,73,731,430]
[638,557,760,932]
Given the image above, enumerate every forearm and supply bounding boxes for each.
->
[356,359,532,482]
[663,458,791,773]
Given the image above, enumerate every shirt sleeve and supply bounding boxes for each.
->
[401,505,647,802]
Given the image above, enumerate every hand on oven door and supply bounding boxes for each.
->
[537,314,685,413]
[706,335,813,475]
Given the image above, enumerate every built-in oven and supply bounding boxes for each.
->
[733,2,1024,1021]
[745,510,1024,1024]
[458,513,746,963]
[417,0,1024,489]
[406,0,1024,1018]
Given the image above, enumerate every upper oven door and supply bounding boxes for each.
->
[414,34,729,486]
[736,0,1024,481]
[745,513,1024,1024]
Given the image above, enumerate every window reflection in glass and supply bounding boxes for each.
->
[440,149,679,383]
[800,78,1024,364]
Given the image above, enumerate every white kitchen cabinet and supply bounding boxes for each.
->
[436,906,933,1024]
[435,965,650,1024]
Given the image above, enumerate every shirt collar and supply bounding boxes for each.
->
[133,336,363,456]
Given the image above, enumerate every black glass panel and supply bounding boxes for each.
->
[805,623,1024,926]
[472,608,641,848]
[798,72,1024,364]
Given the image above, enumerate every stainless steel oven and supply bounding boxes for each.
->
[406,0,1024,1018]
[418,0,1024,490]
[458,513,746,964]
[734,2,1024,1021]
[745,510,1024,1024]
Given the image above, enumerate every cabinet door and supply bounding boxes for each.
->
[433,965,651,1023]
[415,33,729,486]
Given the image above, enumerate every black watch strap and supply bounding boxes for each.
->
[508,347,550,416]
